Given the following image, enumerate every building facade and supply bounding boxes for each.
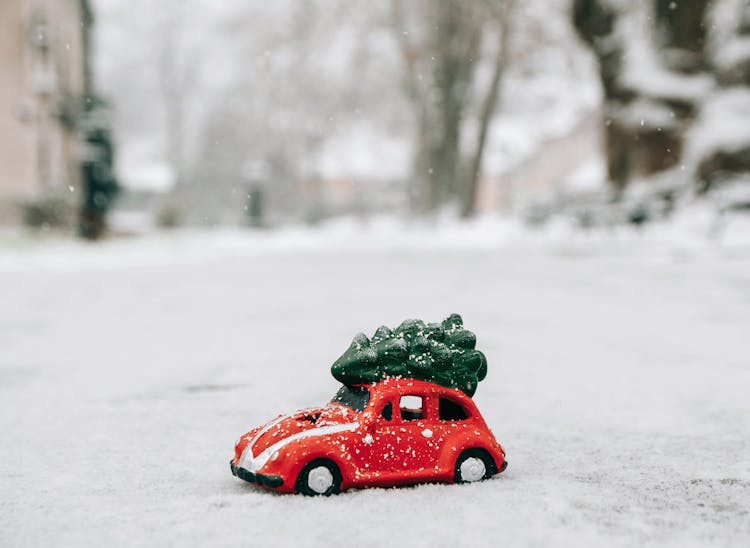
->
[0,0,92,225]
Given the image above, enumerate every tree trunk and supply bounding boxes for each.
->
[461,1,511,218]
[391,0,482,213]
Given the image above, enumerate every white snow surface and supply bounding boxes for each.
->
[1,221,750,547]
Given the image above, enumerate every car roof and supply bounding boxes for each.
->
[354,377,472,402]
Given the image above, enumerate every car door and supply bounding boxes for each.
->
[350,397,402,478]
[353,392,438,484]
[390,392,441,479]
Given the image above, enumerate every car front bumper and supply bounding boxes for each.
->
[230,459,283,488]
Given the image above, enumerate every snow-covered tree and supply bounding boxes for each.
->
[573,0,750,197]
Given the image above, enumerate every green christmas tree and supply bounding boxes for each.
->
[330,314,488,397]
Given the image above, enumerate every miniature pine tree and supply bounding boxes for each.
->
[330,314,488,397]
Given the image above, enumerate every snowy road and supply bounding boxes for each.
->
[1,227,749,547]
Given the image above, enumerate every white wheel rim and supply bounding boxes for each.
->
[460,457,486,482]
[307,466,334,494]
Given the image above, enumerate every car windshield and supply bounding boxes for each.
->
[331,385,370,412]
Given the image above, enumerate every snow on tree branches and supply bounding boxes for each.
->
[330,314,488,397]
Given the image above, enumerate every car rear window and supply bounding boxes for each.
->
[439,397,469,420]
[331,385,370,412]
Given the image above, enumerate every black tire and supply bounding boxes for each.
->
[454,448,496,484]
[295,459,342,496]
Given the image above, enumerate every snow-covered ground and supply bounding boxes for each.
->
[1,221,749,547]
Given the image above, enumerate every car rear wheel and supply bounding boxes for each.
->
[454,448,496,483]
[295,459,342,496]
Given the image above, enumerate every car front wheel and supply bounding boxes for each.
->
[454,448,496,483]
[295,459,342,496]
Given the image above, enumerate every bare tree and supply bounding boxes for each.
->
[157,1,201,188]
[463,1,513,217]
[179,0,387,224]
[391,0,512,215]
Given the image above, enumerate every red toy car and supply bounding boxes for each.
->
[230,377,507,495]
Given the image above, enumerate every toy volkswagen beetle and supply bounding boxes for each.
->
[230,377,507,495]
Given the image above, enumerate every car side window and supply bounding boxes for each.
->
[380,402,392,421]
[399,395,424,421]
[439,397,468,421]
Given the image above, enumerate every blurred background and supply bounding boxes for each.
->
[3,3,750,545]
[2,0,749,239]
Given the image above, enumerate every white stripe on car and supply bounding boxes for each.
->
[240,422,360,472]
